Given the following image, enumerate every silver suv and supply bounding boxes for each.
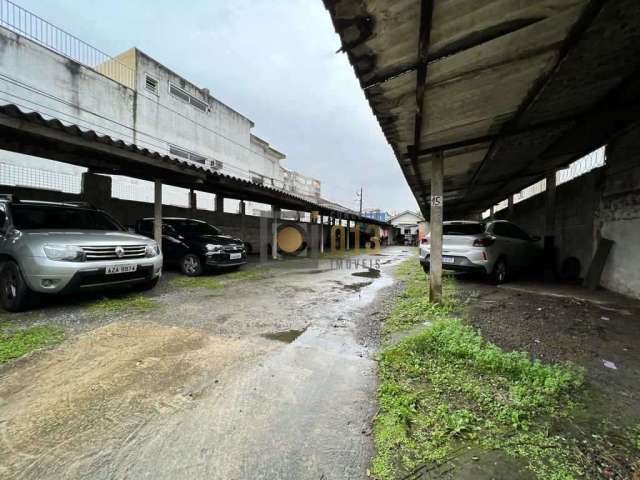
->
[0,196,162,312]
[419,220,541,284]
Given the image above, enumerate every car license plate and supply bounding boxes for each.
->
[229,253,242,260]
[442,256,455,264]
[105,264,138,275]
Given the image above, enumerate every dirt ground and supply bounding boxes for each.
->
[2,249,639,479]
[0,246,413,480]
[457,277,640,477]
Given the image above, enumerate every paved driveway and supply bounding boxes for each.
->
[0,246,413,480]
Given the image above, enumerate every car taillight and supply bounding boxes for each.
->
[473,236,495,247]
[421,238,429,245]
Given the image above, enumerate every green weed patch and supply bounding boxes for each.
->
[0,325,64,363]
[86,294,157,314]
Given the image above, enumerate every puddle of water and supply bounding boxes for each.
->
[261,328,307,343]
[292,269,328,275]
[343,281,373,292]
[351,269,381,279]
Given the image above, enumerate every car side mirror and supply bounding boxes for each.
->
[530,235,541,242]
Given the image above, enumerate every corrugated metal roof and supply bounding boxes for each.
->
[0,103,388,225]
[324,0,640,217]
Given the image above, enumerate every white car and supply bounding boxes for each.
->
[419,220,541,284]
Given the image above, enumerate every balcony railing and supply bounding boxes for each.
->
[0,0,134,87]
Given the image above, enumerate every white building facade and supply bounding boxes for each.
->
[0,25,320,212]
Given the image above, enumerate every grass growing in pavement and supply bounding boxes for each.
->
[170,268,271,289]
[169,275,225,290]
[222,268,270,282]
[0,325,64,363]
[373,259,598,480]
[382,258,456,335]
[86,294,157,314]
[373,318,585,480]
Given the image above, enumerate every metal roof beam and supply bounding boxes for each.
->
[405,100,640,161]
[463,0,608,201]
[408,0,435,205]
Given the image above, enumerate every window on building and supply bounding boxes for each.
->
[169,83,209,113]
[145,75,159,94]
[169,144,207,165]
[190,97,208,112]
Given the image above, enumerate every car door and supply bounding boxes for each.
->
[490,222,520,266]
[509,223,538,267]
[160,223,189,264]
[0,204,7,252]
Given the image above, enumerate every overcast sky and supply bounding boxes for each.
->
[16,0,417,214]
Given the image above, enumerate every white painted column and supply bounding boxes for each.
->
[429,154,444,304]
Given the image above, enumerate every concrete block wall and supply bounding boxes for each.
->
[496,123,640,299]
[0,181,331,252]
[598,123,640,299]
[496,169,601,279]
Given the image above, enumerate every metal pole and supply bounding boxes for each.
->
[507,195,514,219]
[154,180,162,251]
[429,153,444,303]
[359,187,363,215]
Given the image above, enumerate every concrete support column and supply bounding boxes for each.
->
[81,172,112,211]
[320,215,324,254]
[489,205,495,220]
[189,189,197,215]
[154,180,163,250]
[346,219,351,250]
[239,200,246,240]
[215,194,224,216]
[507,195,514,219]
[271,205,280,260]
[544,171,557,278]
[545,171,556,236]
[429,153,444,304]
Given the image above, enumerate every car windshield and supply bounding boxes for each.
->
[443,223,485,235]
[165,219,221,236]
[11,204,123,231]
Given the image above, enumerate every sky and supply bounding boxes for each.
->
[16,0,417,214]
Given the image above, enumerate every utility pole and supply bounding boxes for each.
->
[356,187,363,215]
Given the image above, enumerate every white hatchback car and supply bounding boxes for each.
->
[419,220,541,284]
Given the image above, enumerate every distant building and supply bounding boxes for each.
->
[389,210,427,245]
[363,209,391,222]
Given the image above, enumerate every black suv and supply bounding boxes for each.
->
[136,217,246,276]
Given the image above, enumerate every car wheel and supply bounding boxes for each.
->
[490,258,508,285]
[181,254,203,277]
[422,263,429,274]
[133,276,160,292]
[0,261,33,312]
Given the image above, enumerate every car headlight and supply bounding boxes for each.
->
[145,243,160,257]
[43,244,86,262]
[205,244,223,253]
